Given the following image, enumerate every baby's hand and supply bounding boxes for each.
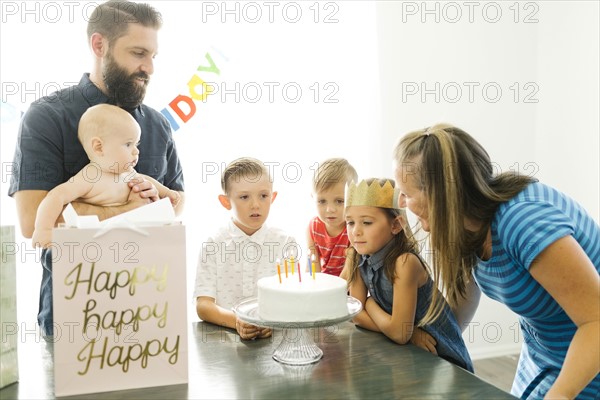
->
[32,228,52,249]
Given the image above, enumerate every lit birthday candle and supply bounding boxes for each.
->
[298,261,302,282]
[307,255,312,276]
[291,255,295,275]
[284,258,288,278]
[277,259,282,284]
[311,254,316,280]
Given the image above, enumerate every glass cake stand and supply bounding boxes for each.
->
[233,296,362,365]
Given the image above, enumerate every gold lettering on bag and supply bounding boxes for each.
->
[82,299,168,335]
[77,335,180,375]
[62,257,180,374]
[64,263,169,299]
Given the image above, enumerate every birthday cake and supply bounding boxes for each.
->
[257,273,349,322]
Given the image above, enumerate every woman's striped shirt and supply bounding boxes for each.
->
[473,182,599,399]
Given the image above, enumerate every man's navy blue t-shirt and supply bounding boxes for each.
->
[9,73,184,196]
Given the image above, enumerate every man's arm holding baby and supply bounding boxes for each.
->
[70,180,153,221]
[72,174,185,218]
[16,176,176,240]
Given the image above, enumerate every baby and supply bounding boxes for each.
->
[32,104,179,248]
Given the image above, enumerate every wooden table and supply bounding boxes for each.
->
[1,321,514,399]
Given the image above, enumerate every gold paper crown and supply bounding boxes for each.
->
[345,179,401,209]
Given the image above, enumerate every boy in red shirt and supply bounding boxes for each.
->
[306,158,358,277]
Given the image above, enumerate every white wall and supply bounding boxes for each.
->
[374,1,599,359]
[534,2,600,217]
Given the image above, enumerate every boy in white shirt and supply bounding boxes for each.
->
[194,157,296,340]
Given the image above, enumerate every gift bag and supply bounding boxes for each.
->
[51,223,188,397]
[1,225,18,389]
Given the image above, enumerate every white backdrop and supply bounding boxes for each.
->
[1,1,598,360]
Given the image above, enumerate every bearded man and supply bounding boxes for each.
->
[8,0,185,339]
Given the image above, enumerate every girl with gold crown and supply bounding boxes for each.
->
[343,178,473,371]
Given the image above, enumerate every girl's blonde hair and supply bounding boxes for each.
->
[393,124,535,324]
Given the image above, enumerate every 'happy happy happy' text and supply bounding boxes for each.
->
[63,262,179,374]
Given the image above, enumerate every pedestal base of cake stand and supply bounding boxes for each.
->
[272,327,323,365]
[233,297,362,366]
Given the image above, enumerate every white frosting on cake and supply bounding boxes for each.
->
[257,273,348,322]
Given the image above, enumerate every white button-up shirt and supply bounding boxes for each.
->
[193,219,297,310]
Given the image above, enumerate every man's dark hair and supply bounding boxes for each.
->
[87,1,162,44]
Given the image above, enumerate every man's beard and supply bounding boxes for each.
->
[103,53,149,110]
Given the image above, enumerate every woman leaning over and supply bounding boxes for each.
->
[393,124,599,399]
